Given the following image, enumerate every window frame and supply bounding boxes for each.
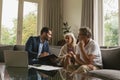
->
[0,0,2,43]
[0,0,44,45]
[17,0,43,44]
[118,0,120,45]
[94,0,120,46]
[94,0,104,46]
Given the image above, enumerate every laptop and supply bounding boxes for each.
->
[4,50,28,67]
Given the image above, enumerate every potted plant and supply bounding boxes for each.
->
[57,22,71,46]
[62,22,71,34]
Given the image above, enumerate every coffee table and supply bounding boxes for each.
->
[0,63,103,80]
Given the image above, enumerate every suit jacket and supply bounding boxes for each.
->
[25,36,50,64]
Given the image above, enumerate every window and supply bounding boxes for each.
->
[94,0,120,46]
[0,0,43,45]
[22,1,38,44]
[103,0,119,46]
[1,0,18,44]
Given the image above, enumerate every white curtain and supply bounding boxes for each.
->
[81,0,94,38]
[43,0,63,45]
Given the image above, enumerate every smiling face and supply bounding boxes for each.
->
[46,30,52,41]
[40,27,52,41]
[64,35,73,45]
[44,30,52,41]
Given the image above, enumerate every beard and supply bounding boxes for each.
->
[44,36,49,41]
[45,37,48,41]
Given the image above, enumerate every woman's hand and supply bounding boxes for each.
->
[66,53,72,58]
[67,51,75,58]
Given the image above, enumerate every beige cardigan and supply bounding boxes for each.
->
[58,44,76,58]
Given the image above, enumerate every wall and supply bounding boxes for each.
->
[63,0,82,38]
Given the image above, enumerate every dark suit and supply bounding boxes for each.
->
[25,36,50,64]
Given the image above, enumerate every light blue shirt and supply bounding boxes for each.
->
[38,39,43,58]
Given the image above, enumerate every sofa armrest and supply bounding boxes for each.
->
[101,47,120,70]
[0,45,14,62]
[88,69,120,80]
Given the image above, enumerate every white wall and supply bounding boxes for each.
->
[63,0,82,38]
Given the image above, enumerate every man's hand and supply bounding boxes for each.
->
[79,40,85,48]
[87,64,97,70]
[39,52,49,57]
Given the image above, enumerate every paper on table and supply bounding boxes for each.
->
[29,65,63,71]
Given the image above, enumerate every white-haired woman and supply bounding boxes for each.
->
[58,32,77,68]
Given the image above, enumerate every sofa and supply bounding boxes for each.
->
[0,45,25,62]
[0,45,120,80]
[0,45,61,62]
[88,47,120,80]
[50,46,120,80]
[38,46,120,80]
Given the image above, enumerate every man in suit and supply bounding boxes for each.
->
[25,27,52,64]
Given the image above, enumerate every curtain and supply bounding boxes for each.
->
[81,0,94,38]
[43,0,63,45]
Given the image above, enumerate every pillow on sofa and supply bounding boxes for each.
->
[0,45,14,62]
[88,69,120,80]
[101,47,120,70]
[14,45,25,51]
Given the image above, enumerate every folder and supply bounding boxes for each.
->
[38,54,58,66]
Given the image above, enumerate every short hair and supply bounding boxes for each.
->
[40,27,51,35]
[79,27,92,38]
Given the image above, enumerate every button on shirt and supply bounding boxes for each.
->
[37,39,44,58]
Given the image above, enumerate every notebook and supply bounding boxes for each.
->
[38,54,59,66]
[4,50,28,67]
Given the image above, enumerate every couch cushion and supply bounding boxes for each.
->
[0,45,14,62]
[101,47,120,70]
[14,45,25,51]
[88,69,120,80]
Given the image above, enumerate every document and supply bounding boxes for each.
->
[29,65,62,71]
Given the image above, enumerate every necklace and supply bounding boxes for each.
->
[67,45,74,52]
